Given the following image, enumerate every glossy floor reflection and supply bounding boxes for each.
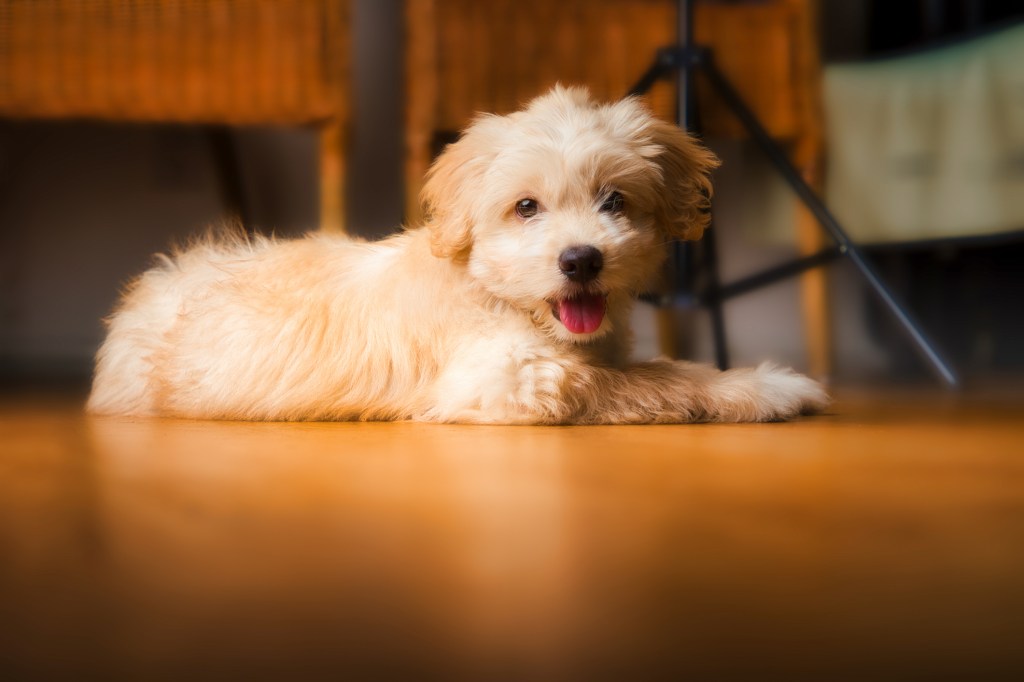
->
[2,386,1023,680]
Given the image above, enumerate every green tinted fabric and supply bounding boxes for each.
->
[824,24,1024,244]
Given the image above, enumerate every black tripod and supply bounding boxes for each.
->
[631,0,959,388]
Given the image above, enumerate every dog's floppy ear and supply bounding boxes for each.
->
[420,117,503,261]
[647,118,720,241]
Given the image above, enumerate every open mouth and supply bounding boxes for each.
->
[551,292,607,334]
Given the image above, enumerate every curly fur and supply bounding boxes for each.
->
[88,86,827,423]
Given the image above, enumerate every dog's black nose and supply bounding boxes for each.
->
[559,245,604,283]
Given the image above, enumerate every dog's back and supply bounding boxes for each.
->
[87,228,474,420]
[88,232,274,416]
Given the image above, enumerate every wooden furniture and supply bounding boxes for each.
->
[0,0,350,232]
[405,0,831,378]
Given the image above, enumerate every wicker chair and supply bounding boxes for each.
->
[0,0,350,231]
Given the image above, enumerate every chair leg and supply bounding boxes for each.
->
[207,126,252,230]
[797,201,833,381]
[319,120,346,233]
[655,307,680,359]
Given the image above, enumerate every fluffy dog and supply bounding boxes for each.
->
[88,86,827,423]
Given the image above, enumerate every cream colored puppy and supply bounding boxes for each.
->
[88,86,827,423]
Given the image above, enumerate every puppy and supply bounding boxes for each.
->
[88,86,827,424]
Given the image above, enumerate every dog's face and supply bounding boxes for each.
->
[421,86,719,343]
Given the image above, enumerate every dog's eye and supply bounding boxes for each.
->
[515,198,539,220]
[600,191,625,214]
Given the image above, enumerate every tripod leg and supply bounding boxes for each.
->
[700,55,959,388]
[627,56,675,99]
[702,221,730,370]
[627,1,732,370]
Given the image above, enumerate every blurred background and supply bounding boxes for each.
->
[1,0,1023,387]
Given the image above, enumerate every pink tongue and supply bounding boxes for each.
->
[558,294,607,334]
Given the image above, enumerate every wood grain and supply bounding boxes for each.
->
[0,0,350,125]
[2,386,1023,679]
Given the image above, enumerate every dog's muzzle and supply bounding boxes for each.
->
[553,245,606,334]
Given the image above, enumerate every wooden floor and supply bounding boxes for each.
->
[2,384,1024,681]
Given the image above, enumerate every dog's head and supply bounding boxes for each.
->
[420,86,719,343]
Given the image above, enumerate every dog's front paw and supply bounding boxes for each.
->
[709,362,829,422]
[752,362,830,420]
